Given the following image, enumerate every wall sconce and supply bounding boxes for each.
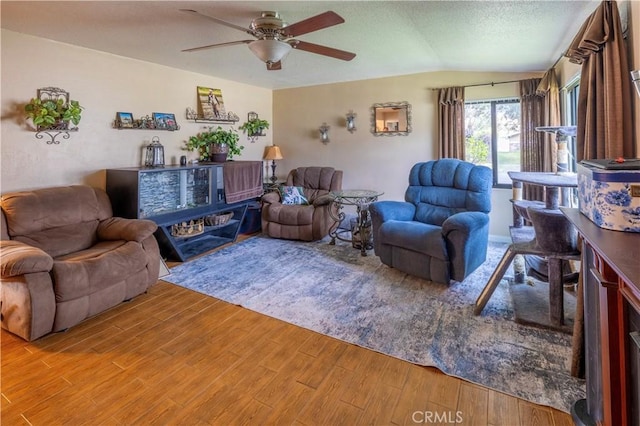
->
[632,70,640,98]
[319,122,330,144]
[345,110,357,133]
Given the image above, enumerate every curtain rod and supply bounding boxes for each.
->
[430,54,566,91]
[429,80,520,91]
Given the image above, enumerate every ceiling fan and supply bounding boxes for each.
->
[179,9,356,70]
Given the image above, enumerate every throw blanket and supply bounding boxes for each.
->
[223,161,263,204]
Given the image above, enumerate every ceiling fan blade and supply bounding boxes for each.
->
[267,61,282,71]
[282,11,344,37]
[182,40,252,53]
[179,9,255,36]
[292,40,356,61]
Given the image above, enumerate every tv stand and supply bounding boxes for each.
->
[106,164,251,261]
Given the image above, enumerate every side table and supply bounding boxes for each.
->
[263,180,284,193]
[328,189,383,256]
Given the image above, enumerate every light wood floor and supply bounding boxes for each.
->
[2,239,574,425]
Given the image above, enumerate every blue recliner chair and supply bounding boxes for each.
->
[370,159,492,284]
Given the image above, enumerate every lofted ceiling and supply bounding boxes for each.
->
[1,1,601,90]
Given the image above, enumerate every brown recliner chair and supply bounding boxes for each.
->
[261,167,343,241]
[0,185,161,341]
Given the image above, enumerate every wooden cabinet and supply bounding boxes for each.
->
[562,208,640,426]
[106,164,250,261]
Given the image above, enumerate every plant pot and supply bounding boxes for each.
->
[210,143,228,162]
[38,120,69,132]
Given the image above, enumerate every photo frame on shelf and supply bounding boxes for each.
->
[197,86,226,119]
[152,112,177,130]
[116,112,134,128]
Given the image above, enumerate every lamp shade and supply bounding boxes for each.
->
[248,40,292,64]
[263,145,283,160]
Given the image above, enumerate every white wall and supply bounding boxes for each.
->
[0,30,273,192]
[273,71,543,239]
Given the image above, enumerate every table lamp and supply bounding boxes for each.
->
[263,145,283,183]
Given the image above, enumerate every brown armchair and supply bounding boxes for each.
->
[261,167,343,241]
[1,185,160,341]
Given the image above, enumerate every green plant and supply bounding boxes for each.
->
[183,126,243,160]
[465,135,489,165]
[24,97,83,128]
[238,118,269,137]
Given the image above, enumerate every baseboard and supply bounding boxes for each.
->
[489,234,511,244]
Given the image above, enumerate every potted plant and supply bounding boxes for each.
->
[184,126,243,162]
[24,97,83,130]
[239,116,270,140]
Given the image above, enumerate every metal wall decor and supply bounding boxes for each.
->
[319,122,330,144]
[632,70,640,98]
[346,110,357,133]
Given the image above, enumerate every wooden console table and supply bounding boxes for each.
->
[562,208,640,426]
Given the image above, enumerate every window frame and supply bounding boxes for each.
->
[465,98,521,189]
[563,76,580,173]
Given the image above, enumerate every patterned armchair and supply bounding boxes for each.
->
[261,167,343,241]
[370,159,492,284]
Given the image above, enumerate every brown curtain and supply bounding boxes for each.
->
[565,0,635,160]
[438,87,465,159]
[519,78,545,201]
[536,68,562,173]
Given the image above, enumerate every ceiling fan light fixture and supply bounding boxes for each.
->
[248,39,292,64]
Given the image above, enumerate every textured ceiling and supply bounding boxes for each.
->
[1,1,601,90]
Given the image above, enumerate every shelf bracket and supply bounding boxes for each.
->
[35,129,77,144]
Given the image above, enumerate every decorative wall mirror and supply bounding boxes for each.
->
[371,101,411,136]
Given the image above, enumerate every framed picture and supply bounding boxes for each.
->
[116,112,134,128]
[152,112,177,130]
[197,86,226,119]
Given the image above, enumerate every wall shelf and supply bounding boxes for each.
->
[113,112,179,131]
[185,107,239,124]
[112,123,180,131]
[187,118,240,124]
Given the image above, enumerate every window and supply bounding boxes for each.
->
[564,79,580,172]
[465,99,521,187]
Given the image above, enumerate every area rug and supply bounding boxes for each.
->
[162,235,586,412]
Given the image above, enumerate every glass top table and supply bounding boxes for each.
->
[331,189,384,205]
[329,189,384,256]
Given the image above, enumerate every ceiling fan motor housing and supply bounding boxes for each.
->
[251,11,288,39]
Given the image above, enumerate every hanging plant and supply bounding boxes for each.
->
[24,97,83,130]
[239,117,269,141]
